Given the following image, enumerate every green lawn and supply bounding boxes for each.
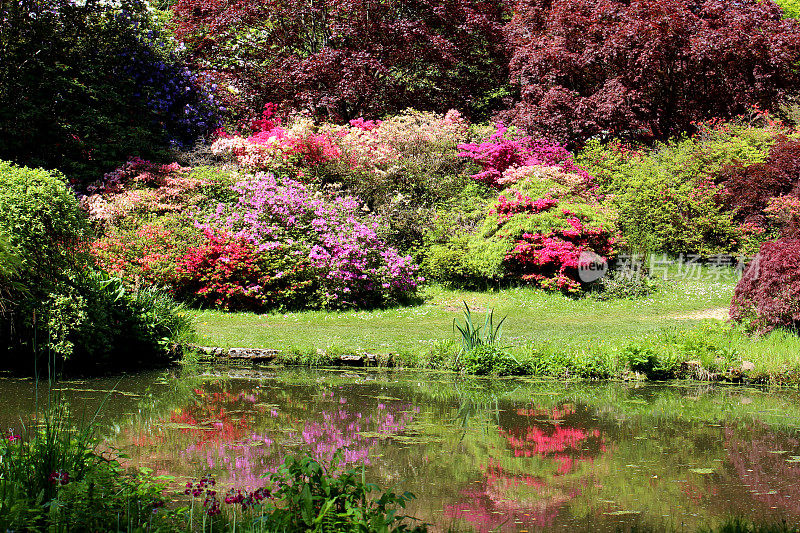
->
[196,266,738,355]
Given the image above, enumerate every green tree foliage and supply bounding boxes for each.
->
[595,120,781,256]
[0,161,193,374]
[0,0,218,184]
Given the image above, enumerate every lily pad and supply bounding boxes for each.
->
[157,423,214,431]
[689,468,715,475]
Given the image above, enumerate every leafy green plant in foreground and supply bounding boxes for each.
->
[452,303,526,376]
[187,452,428,532]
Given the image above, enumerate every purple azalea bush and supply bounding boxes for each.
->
[198,173,421,309]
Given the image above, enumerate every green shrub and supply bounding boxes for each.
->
[420,340,460,370]
[589,269,662,300]
[518,345,616,379]
[0,161,193,373]
[0,161,89,281]
[422,238,485,289]
[0,233,22,313]
[601,120,781,256]
[623,345,681,380]
[461,345,526,376]
[775,0,800,18]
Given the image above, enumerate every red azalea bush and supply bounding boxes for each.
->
[175,230,315,311]
[505,216,616,294]
[502,208,617,294]
[503,0,800,144]
[91,223,191,290]
[730,238,800,332]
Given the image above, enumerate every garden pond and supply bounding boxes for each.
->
[2,367,800,532]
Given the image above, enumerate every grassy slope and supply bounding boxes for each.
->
[196,266,737,354]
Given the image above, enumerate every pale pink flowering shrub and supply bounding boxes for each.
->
[211,105,341,174]
[326,109,468,174]
[81,157,208,225]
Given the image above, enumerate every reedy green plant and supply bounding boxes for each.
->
[452,302,506,355]
[0,401,172,532]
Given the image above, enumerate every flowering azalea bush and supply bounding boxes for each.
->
[192,173,421,310]
[480,180,617,293]
[176,230,316,311]
[211,105,341,176]
[86,152,421,310]
[81,157,216,225]
[458,123,592,189]
[212,108,473,254]
[505,215,617,293]
[426,167,618,293]
[91,222,192,290]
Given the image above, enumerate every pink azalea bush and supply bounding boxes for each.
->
[212,106,469,183]
[421,124,616,293]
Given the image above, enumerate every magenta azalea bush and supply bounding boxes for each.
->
[458,123,592,189]
[195,173,421,309]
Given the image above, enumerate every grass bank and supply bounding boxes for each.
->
[194,267,800,385]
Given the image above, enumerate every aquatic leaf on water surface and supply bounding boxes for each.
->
[689,468,716,474]
[357,431,389,439]
[52,387,142,398]
[156,422,216,430]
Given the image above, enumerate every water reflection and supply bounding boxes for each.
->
[2,369,800,531]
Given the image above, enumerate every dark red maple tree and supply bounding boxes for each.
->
[502,0,800,144]
[171,0,509,123]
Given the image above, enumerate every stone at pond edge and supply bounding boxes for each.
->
[229,348,280,361]
[187,344,387,367]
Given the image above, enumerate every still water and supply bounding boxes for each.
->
[2,367,800,532]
